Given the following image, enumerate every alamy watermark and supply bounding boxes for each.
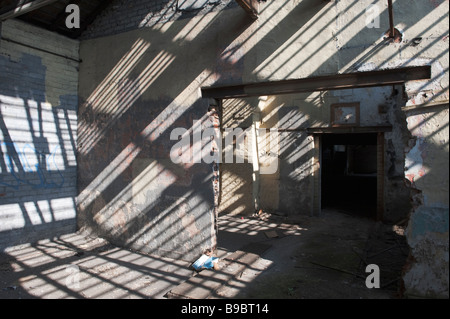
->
[365,264,380,289]
[62,1,382,173]
[365,4,381,29]
[170,121,279,175]
[65,264,80,289]
[65,4,80,29]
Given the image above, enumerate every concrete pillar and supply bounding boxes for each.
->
[313,135,321,217]
[251,102,261,212]
[209,98,221,250]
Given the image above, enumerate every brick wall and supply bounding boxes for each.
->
[81,0,236,40]
[0,19,79,250]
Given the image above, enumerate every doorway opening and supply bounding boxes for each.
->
[321,133,378,219]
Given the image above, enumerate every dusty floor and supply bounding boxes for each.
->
[0,209,408,299]
[215,209,408,299]
[0,234,193,299]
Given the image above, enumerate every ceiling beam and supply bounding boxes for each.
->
[0,0,59,21]
[201,65,432,99]
[235,0,258,20]
[307,126,392,134]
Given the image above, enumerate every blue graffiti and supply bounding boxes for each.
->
[0,141,65,190]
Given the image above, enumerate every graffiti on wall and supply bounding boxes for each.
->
[0,141,65,190]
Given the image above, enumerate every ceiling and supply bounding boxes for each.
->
[0,0,113,39]
[0,0,258,39]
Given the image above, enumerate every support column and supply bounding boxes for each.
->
[313,135,321,217]
[208,98,221,250]
[251,99,263,212]
[377,132,385,221]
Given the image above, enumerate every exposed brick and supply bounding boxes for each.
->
[0,19,79,251]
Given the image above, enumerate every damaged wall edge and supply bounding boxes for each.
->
[401,97,449,298]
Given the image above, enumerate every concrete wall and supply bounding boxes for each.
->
[77,5,246,261]
[219,97,255,216]
[78,0,448,296]
[0,19,79,250]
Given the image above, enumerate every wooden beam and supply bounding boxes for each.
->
[235,0,258,20]
[0,0,59,21]
[201,65,432,99]
[0,35,81,62]
[306,126,392,134]
[401,100,449,112]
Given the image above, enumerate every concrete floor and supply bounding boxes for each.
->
[215,209,406,299]
[0,209,407,299]
[0,234,193,299]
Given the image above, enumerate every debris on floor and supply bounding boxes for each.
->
[167,243,272,299]
[264,230,279,239]
[191,249,220,271]
[252,209,272,221]
[355,222,409,293]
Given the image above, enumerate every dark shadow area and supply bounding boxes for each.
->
[321,133,378,219]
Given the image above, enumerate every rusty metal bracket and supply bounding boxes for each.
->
[384,0,402,43]
[235,0,258,20]
[388,0,395,38]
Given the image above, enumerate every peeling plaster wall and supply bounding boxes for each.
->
[252,0,449,297]
[403,105,449,298]
[78,0,448,296]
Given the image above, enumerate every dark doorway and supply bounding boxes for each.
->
[321,133,378,219]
